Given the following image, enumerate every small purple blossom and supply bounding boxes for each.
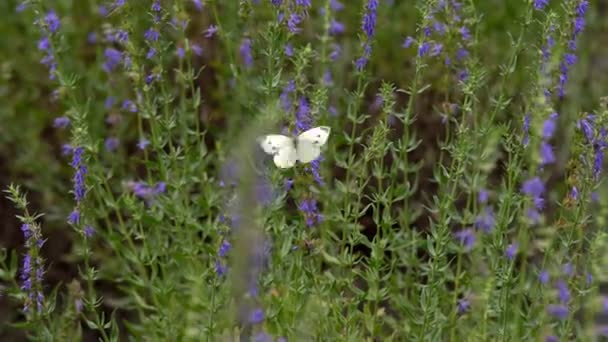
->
[53,116,70,128]
[44,11,60,33]
[523,112,531,146]
[137,138,150,150]
[68,210,80,225]
[534,0,549,10]
[475,207,495,232]
[240,38,253,68]
[192,0,203,11]
[547,304,569,320]
[248,308,264,324]
[521,177,545,198]
[539,270,550,285]
[506,243,518,261]
[418,42,431,57]
[455,228,476,252]
[192,44,203,56]
[102,48,122,72]
[457,298,470,314]
[104,137,119,152]
[146,48,157,59]
[287,14,303,33]
[218,240,231,258]
[402,36,414,48]
[298,198,322,227]
[539,141,555,165]
[556,280,571,303]
[542,113,558,139]
[84,225,95,238]
[144,28,159,42]
[204,25,218,38]
[478,189,489,204]
[329,20,345,35]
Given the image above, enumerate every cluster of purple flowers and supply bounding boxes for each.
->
[539,113,558,166]
[215,239,231,276]
[68,147,87,225]
[36,11,61,80]
[20,223,45,313]
[402,1,471,81]
[129,181,167,202]
[355,0,379,70]
[578,114,607,180]
[454,189,493,252]
[240,38,254,68]
[556,0,589,99]
[298,198,323,227]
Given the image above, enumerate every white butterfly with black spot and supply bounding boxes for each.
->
[258,126,331,169]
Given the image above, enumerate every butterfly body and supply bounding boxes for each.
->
[258,126,331,169]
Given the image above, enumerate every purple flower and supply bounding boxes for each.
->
[455,228,476,252]
[521,177,544,198]
[545,335,558,342]
[87,32,97,44]
[215,260,227,276]
[285,179,294,192]
[285,43,294,57]
[556,280,571,303]
[44,11,60,33]
[204,25,218,38]
[248,308,264,324]
[547,304,569,320]
[362,0,379,39]
[115,30,129,43]
[578,116,595,142]
[506,243,518,261]
[534,0,549,10]
[457,298,470,314]
[146,48,157,59]
[329,20,345,35]
[460,26,471,41]
[84,225,95,238]
[192,0,203,11]
[53,116,70,128]
[151,0,161,11]
[298,198,322,227]
[475,207,495,232]
[402,36,415,48]
[218,240,231,258]
[542,113,558,139]
[539,270,550,285]
[192,44,203,56]
[16,2,28,12]
[296,0,311,7]
[478,189,489,204]
[73,165,87,202]
[102,48,122,72]
[68,210,80,225]
[523,112,531,146]
[331,0,344,10]
[240,38,253,68]
[430,43,443,57]
[122,99,138,113]
[177,47,185,59]
[144,28,159,42]
[456,48,469,61]
[540,141,555,165]
[418,42,431,57]
[287,14,302,33]
[104,137,119,152]
[295,97,312,133]
[329,44,341,60]
[254,332,272,342]
[137,138,150,150]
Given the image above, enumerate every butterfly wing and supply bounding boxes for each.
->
[258,135,297,169]
[296,126,331,163]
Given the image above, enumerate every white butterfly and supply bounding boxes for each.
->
[258,126,331,169]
